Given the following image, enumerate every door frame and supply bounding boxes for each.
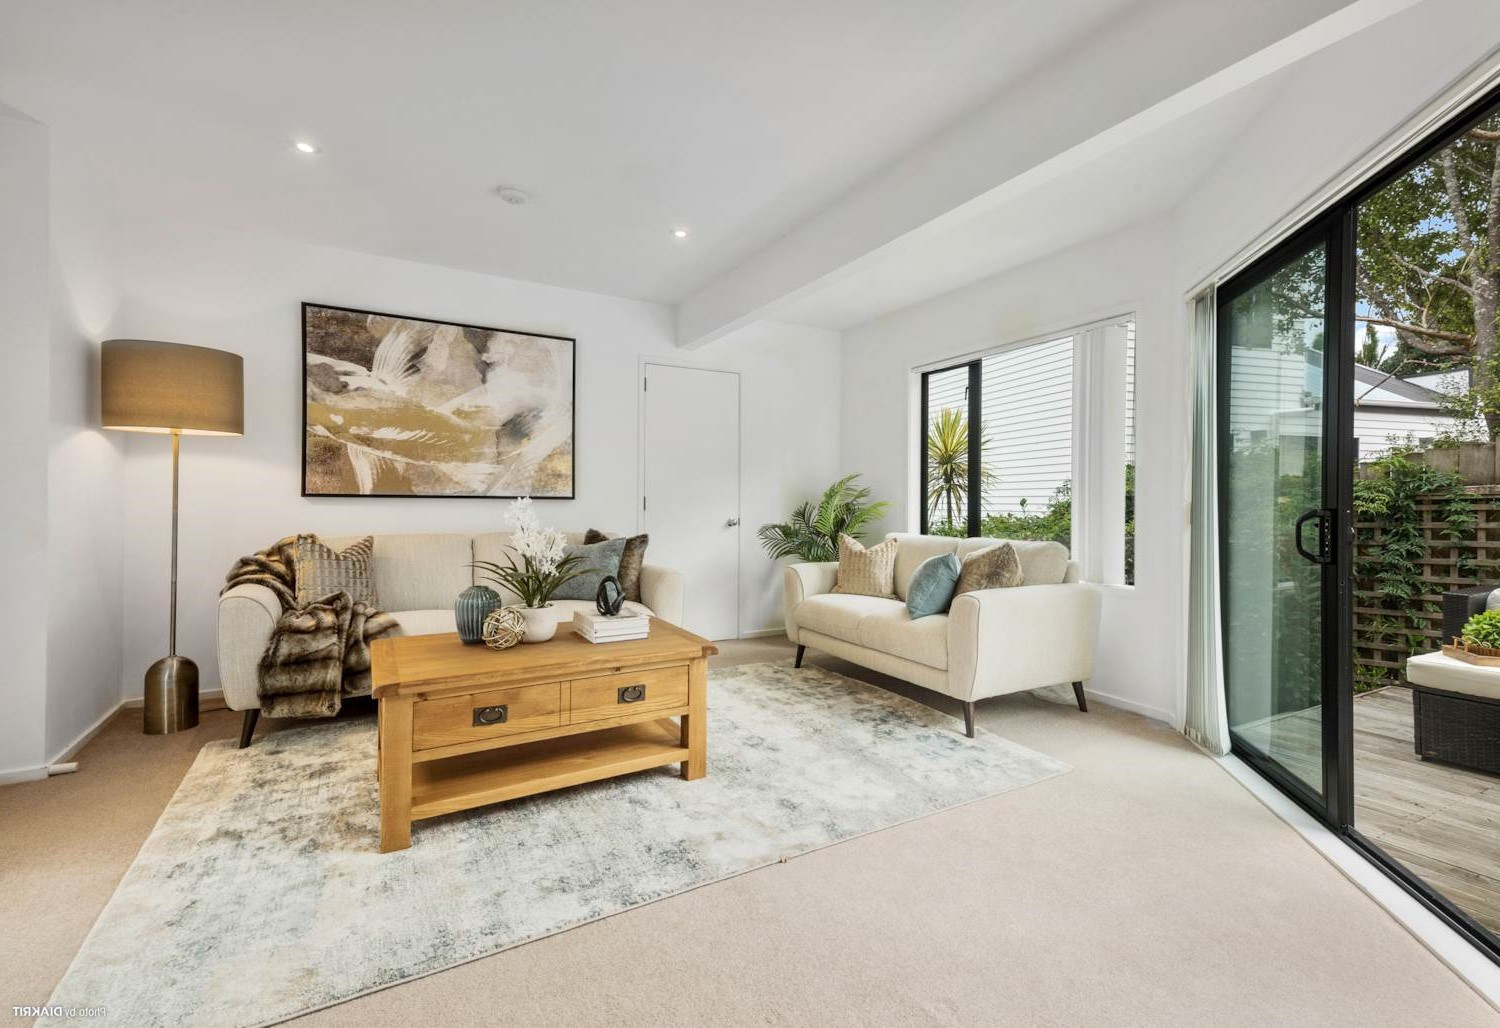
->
[1213,78,1500,963]
[1215,212,1351,827]
[636,357,743,640]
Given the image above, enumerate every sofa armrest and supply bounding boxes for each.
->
[217,583,282,712]
[783,562,839,642]
[1442,586,1494,645]
[947,583,1102,702]
[640,564,684,626]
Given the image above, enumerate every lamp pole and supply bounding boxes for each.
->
[144,429,197,733]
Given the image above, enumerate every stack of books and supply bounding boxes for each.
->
[572,610,651,644]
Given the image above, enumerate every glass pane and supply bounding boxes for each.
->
[923,365,970,536]
[977,336,1074,549]
[1351,102,1500,938]
[1222,241,1328,798]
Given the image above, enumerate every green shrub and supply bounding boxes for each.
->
[1462,609,1500,650]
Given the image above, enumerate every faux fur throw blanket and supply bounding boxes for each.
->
[223,536,398,719]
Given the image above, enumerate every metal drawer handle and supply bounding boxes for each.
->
[472,704,509,726]
[618,684,646,704]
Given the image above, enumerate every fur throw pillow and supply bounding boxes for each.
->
[954,542,1025,596]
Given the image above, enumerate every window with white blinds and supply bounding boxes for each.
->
[919,315,1137,585]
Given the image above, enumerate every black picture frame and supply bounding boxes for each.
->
[301,301,577,499]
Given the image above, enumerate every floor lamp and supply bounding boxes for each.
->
[102,339,244,734]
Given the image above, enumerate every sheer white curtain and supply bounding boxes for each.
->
[1185,288,1230,755]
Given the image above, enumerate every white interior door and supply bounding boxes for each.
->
[641,363,740,640]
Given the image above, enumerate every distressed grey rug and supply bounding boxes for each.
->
[44,662,1069,1027]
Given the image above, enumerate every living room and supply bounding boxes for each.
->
[5,1,1500,1024]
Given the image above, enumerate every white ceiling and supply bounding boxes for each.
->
[768,75,1289,329]
[0,0,1146,303]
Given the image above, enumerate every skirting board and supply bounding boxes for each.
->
[1219,754,1500,1011]
[739,627,788,640]
[0,690,230,786]
[1079,685,1174,727]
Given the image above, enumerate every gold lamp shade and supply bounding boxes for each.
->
[102,339,244,435]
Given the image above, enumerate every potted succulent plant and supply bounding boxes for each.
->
[471,498,587,642]
[1445,609,1500,666]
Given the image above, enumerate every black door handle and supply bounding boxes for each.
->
[1294,509,1333,565]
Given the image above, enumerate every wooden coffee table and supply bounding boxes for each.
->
[370,618,717,852]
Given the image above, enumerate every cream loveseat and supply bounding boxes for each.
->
[219,532,683,746]
[783,533,1101,736]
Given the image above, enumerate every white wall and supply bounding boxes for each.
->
[46,153,124,761]
[108,231,840,699]
[0,106,52,777]
[841,222,1187,725]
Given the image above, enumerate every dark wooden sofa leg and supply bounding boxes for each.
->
[963,701,976,738]
[239,709,260,749]
[1072,681,1088,713]
[794,644,806,669]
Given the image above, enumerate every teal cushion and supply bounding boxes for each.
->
[905,552,961,619]
[551,537,627,600]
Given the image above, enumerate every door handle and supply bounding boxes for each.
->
[725,518,740,528]
[1293,509,1334,565]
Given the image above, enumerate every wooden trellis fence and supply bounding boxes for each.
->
[1354,485,1500,688]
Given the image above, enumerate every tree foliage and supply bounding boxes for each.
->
[1357,110,1500,434]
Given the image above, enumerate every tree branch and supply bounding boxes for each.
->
[1381,247,1476,295]
[1440,148,1479,247]
[1471,128,1500,143]
[1360,316,1473,351]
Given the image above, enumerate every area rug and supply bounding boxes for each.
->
[43,662,1069,1027]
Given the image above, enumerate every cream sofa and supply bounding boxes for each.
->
[219,532,683,747]
[783,533,1101,736]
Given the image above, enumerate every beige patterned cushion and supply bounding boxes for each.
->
[294,535,378,608]
[832,534,898,599]
[954,542,1025,596]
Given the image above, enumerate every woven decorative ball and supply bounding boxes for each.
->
[482,606,526,650]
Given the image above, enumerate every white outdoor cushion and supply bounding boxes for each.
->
[856,604,949,670]
[794,594,905,641]
[1406,650,1500,701]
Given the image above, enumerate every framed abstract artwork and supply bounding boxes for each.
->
[302,302,575,498]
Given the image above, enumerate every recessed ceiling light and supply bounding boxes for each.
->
[495,185,531,205]
[294,141,318,154]
[672,228,689,239]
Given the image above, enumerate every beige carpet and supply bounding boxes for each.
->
[3,639,1496,1026]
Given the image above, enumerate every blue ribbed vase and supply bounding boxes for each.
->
[455,585,502,644]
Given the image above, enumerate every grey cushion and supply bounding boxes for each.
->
[584,529,649,602]
[552,537,627,601]
[905,552,961,619]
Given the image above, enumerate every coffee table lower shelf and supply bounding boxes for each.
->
[409,716,689,822]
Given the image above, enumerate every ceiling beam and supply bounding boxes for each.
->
[675,0,1420,348]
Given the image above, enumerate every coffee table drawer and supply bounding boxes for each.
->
[569,665,689,723]
[412,681,562,750]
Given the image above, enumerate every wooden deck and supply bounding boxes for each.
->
[1238,688,1500,936]
[1353,687,1500,937]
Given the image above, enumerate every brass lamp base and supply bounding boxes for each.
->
[144,655,199,734]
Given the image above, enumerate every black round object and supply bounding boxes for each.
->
[596,575,625,616]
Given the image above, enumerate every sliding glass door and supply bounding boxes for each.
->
[1216,80,1500,961]
[1218,221,1350,814]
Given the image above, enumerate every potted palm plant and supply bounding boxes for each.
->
[472,498,587,642]
[758,474,889,562]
